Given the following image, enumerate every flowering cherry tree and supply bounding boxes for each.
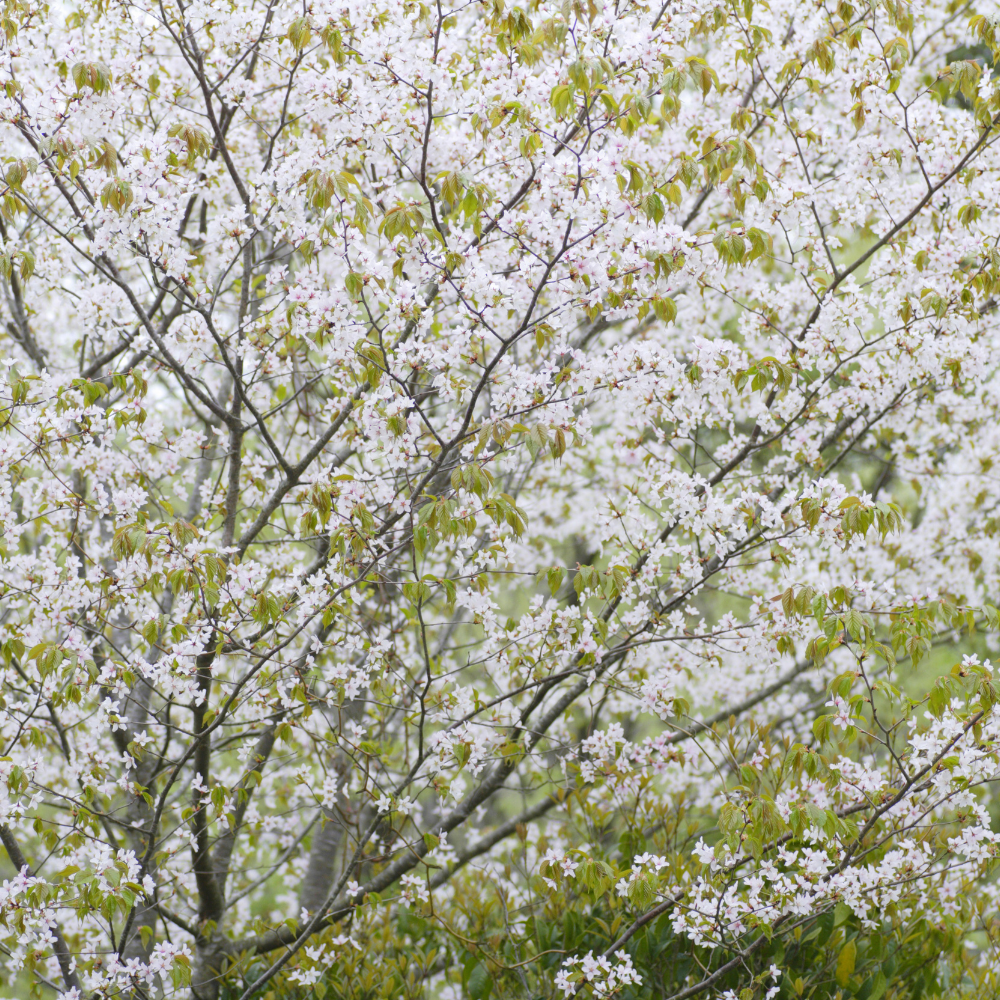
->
[2,0,1000,997]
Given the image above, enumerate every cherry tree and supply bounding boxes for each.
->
[1,0,1000,997]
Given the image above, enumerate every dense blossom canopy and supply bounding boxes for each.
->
[1,0,1000,998]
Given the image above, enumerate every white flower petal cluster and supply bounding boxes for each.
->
[1,0,1000,996]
